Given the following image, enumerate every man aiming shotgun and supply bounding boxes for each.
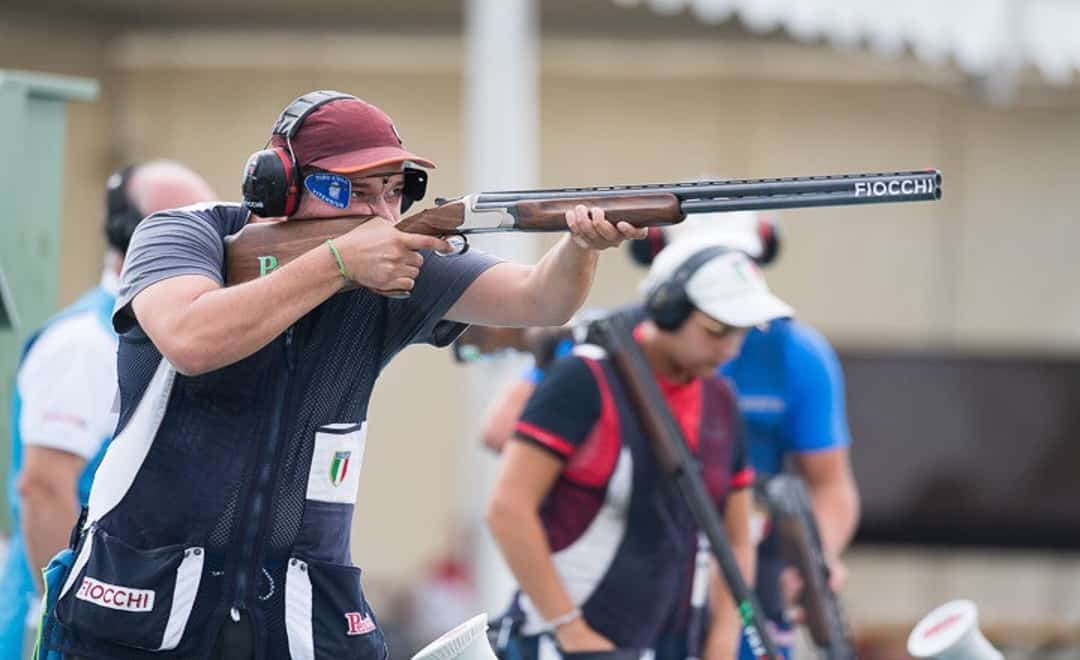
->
[34,89,644,660]
[30,82,939,659]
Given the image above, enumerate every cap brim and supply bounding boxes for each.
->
[698,291,793,328]
[309,145,437,173]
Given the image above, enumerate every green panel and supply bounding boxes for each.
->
[0,72,97,534]
[0,70,98,103]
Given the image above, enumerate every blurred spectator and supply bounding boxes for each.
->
[0,161,215,659]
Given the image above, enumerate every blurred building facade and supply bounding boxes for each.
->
[2,0,1079,649]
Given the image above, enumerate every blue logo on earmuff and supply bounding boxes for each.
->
[304,173,352,209]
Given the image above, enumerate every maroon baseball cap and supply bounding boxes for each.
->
[286,97,436,173]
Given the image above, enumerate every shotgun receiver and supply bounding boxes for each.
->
[762,475,856,660]
[224,169,942,286]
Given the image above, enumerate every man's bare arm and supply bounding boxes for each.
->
[486,441,579,621]
[444,235,596,327]
[793,447,860,558]
[486,440,615,651]
[132,250,342,376]
[17,447,84,592]
[480,380,535,453]
[134,218,453,376]
[445,207,645,327]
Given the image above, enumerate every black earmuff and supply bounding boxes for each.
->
[241,148,297,218]
[241,90,356,218]
[105,166,144,251]
[645,245,732,331]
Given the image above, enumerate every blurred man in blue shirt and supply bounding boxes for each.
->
[721,314,856,657]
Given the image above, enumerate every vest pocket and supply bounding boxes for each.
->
[294,422,368,565]
[306,422,367,505]
[55,526,205,652]
[285,557,386,660]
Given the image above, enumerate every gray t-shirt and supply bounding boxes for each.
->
[114,201,500,352]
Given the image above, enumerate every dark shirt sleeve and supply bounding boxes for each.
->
[380,248,501,360]
[513,355,602,460]
[112,203,246,335]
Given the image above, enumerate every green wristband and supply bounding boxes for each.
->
[325,239,352,283]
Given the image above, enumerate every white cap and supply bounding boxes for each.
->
[663,210,768,261]
[907,600,1004,660]
[641,236,793,327]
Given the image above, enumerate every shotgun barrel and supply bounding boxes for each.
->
[473,169,941,208]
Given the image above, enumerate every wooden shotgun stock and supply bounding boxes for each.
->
[224,168,942,287]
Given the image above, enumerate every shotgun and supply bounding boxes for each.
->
[762,475,857,660]
[224,169,942,286]
[588,310,782,660]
